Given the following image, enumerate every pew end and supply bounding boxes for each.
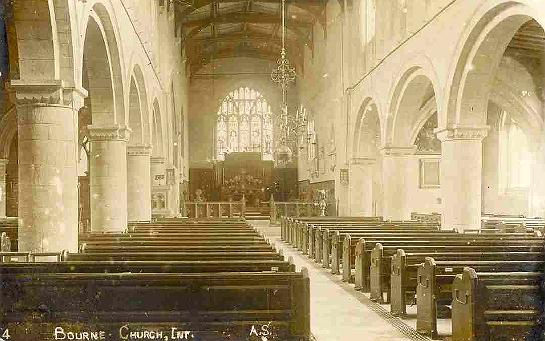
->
[452,267,478,341]
[354,238,368,292]
[370,243,385,303]
[416,257,438,338]
[341,234,351,281]
[390,249,407,316]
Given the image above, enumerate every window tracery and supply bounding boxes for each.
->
[216,87,274,161]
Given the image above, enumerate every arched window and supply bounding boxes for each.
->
[216,87,274,160]
[498,111,531,191]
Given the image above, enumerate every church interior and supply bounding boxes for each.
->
[1,0,545,340]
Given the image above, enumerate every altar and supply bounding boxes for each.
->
[215,153,273,206]
[189,153,298,206]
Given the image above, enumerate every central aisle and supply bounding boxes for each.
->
[249,220,430,341]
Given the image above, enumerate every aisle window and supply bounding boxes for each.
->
[498,111,531,191]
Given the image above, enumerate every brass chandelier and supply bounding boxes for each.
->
[271,0,306,165]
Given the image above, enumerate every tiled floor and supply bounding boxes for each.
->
[249,220,431,341]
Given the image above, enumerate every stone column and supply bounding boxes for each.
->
[14,85,84,252]
[0,159,9,217]
[436,126,489,231]
[127,145,152,222]
[381,146,416,221]
[88,126,130,232]
[349,158,375,216]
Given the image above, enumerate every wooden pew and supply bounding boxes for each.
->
[1,218,311,340]
[298,221,439,255]
[313,224,442,267]
[0,271,311,341]
[281,217,386,244]
[369,233,541,302]
[389,248,544,316]
[332,229,457,274]
[0,259,295,274]
[416,257,545,338]
[290,220,439,250]
[65,251,285,262]
[353,238,544,292]
[451,267,543,341]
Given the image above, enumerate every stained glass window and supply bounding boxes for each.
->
[216,87,274,160]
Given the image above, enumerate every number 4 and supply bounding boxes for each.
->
[2,328,10,339]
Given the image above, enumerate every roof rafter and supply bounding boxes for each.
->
[183,11,313,47]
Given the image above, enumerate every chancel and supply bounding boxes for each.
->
[0,0,545,340]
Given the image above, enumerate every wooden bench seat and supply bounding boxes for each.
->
[315,227,447,266]
[291,221,439,249]
[0,259,295,273]
[451,268,543,341]
[0,271,310,341]
[342,233,542,282]
[80,244,277,253]
[416,257,545,337]
[389,249,545,316]
[281,216,437,244]
[353,240,543,291]
[329,230,456,272]
[305,225,442,258]
[65,251,285,262]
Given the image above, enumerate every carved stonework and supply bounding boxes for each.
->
[435,125,490,142]
[11,79,87,110]
[87,126,131,142]
[127,145,152,157]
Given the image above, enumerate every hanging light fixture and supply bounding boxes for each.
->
[271,0,306,166]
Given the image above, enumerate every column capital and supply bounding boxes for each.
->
[127,145,152,156]
[350,157,376,166]
[380,145,417,157]
[11,79,87,110]
[87,125,131,142]
[435,125,489,142]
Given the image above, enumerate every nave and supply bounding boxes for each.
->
[2,0,545,340]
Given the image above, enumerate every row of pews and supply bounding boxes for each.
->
[281,216,545,340]
[0,219,311,341]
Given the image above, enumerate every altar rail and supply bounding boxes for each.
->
[181,199,246,219]
[266,196,334,224]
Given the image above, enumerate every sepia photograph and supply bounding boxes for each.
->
[0,0,544,340]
